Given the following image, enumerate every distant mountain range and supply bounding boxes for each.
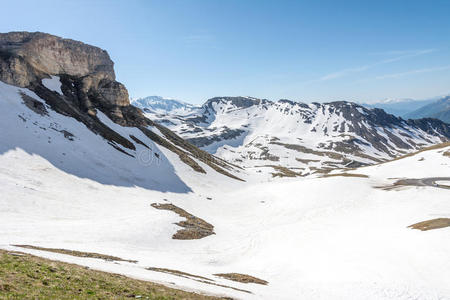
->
[362,98,437,117]
[364,96,450,123]
[134,96,450,174]
[405,96,450,123]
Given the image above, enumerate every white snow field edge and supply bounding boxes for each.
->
[1,81,450,299]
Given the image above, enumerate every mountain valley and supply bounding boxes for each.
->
[0,32,449,300]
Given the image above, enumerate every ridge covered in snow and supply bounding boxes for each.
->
[132,96,198,115]
[141,96,450,176]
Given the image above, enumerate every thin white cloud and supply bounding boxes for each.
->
[375,65,450,80]
[319,49,436,81]
[379,49,435,64]
[369,49,435,56]
[320,65,371,80]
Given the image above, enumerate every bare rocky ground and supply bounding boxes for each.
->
[151,203,215,240]
[146,268,251,294]
[408,218,450,231]
[214,273,268,285]
[13,245,137,263]
[377,177,450,190]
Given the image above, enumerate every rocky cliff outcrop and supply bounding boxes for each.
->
[0,32,128,111]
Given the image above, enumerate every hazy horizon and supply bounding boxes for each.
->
[131,93,450,106]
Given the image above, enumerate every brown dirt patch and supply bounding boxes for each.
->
[146,267,213,282]
[214,273,268,285]
[147,267,251,294]
[408,218,450,231]
[295,158,320,164]
[151,203,215,240]
[265,165,302,178]
[13,245,137,263]
[378,142,450,164]
[321,173,368,178]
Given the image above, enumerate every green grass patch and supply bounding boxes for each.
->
[0,250,223,299]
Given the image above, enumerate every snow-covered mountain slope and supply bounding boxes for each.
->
[2,132,449,299]
[0,81,240,193]
[132,96,198,115]
[405,96,450,124]
[143,96,450,175]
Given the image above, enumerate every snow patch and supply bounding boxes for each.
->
[42,76,63,95]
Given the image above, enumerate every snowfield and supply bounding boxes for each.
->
[1,82,450,299]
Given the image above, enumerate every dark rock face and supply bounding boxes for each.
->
[187,128,245,148]
[204,97,265,110]
[319,101,450,154]
[406,118,450,137]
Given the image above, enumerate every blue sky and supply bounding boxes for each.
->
[2,0,450,104]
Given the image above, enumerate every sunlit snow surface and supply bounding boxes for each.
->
[1,82,450,299]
